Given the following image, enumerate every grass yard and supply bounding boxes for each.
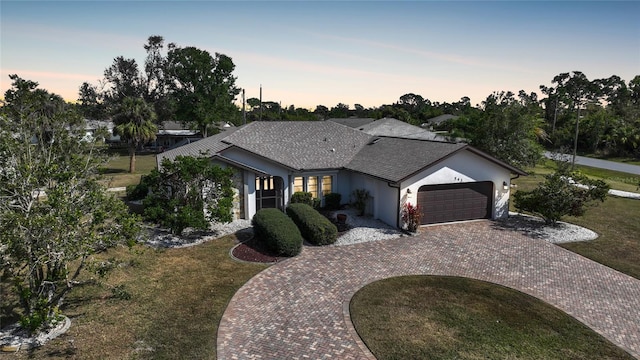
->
[560,196,640,279]
[1,235,266,359]
[513,166,640,280]
[351,276,634,360]
[98,150,158,189]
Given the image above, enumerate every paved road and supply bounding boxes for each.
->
[217,221,640,359]
[545,152,640,175]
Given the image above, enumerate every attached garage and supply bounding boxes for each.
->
[417,182,494,225]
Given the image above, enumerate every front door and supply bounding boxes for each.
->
[256,176,284,211]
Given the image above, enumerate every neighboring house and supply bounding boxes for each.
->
[154,121,202,150]
[337,117,450,142]
[326,117,376,128]
[424,114,459,127]
[157,121,526,228]
[84,119,120,142]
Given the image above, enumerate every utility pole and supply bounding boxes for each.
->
[259,84,263,122]
[242,89,246,125]
[572,104,581,169]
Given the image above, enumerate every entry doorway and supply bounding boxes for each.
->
[256,176,285,211]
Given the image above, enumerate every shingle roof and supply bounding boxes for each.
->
[156,127,240,168]
[327,118,376,128]
[358,117,449,141]
[221,121,372,170]
[155,120,526,179]
[346,137,467,183]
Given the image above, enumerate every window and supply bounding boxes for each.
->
[322,176,332,196]
[307,176,318,199]
[294,176,304,193]
[256,177,275,191]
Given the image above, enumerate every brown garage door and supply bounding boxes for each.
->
[417,182,493,225]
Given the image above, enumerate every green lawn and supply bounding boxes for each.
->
[1,235,265,359]
[351,276,633,360]
[513,166,640,280]
[98,151,158,188]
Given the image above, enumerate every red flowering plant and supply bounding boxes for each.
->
[401,202,422,233]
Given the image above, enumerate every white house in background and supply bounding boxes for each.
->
[157,120,526,229]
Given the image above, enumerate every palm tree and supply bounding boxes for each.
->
[113,97,158,173]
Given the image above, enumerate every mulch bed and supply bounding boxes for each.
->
[232,237,287,263]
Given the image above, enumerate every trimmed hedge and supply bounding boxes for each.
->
[252,208,303,257]
[286,203,338,245]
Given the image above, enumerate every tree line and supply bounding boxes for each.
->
[76,35,639,169]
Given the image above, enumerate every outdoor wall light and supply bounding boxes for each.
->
[407,188,412,194]
[502,181,509,190]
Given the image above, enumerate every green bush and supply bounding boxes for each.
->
[252,208,303,257]
[125,174,155,200]
[286,203,338,245]
[514,169,609,225]
[141,156,234,235]
[291,191,313,206]
[324,193,341,210]
[351,189,371,215]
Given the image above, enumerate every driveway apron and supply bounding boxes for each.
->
[217,221,640,359]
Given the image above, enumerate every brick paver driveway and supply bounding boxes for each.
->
[217,221,640,359]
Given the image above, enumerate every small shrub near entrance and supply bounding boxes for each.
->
[286,203,338,245]
[401,202,422,233]
[252,208,303,256]
[324,193,342,210]
[291,191,313,205]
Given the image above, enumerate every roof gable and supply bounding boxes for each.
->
[346,137,466,182]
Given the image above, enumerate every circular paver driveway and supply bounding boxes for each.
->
[217,221,640,359]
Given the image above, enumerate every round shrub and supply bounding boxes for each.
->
[252,208,303,257]
[286,203,338,245]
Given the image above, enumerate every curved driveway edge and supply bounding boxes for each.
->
[217,221,640,359]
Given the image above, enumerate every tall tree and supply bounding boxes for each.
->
[466,91,544,168]
[112,97,158,173]
[329,103,350,118]
[77,81,107,120]
[0,75,140,333]
[103,56,143,107]
[142,35,173,122]
[314,105,329,120]
[563,71,595,167]
[165,45,240,136]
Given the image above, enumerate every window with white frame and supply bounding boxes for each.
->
[293,175,334,199]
